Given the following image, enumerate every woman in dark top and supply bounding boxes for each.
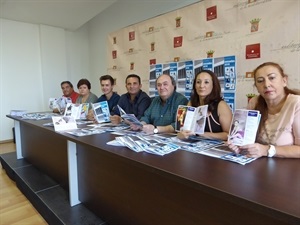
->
[177,70,232,141]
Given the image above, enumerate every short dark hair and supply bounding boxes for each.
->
[126,74,141,84]
[77,79,91,89]
[61,81,73,88]
[100,75,114,85]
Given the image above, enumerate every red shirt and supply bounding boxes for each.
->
[64,91,79,103]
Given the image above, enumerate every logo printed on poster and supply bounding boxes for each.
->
[174,57,180,62]
[206,6,217,21]
[150,59,156,65]
[174,36,183,48]
[246,72,254,78]
[130,62,134,70]
[112,50,117,59]
[246,43,260,59]
[250,18,261,32]
[151,42,155,51]
[206,31,214,37]
[206,50,215,58]
[175,17,182,27]
[129,31,135,41]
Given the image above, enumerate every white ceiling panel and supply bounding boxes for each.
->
[0,0,117,31]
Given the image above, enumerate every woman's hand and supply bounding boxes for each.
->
[227,140,269,158]
[177,130,194,140]
[227,140,241,154]
[238,143,269,158]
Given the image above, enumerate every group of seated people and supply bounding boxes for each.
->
[57,62,300,159]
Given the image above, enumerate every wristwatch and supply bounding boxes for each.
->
[267,145,276,157]
[153,126,159,134]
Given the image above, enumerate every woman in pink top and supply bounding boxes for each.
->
[228,62,300,158]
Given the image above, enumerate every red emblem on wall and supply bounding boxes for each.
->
[174,36,183,48]
[246,43,261,59]
[112,50,117,59]
[150,59,156,65]
[206,6,217,21]
[129,31,135,41]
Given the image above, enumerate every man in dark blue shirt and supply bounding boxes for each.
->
[110,74,151,124]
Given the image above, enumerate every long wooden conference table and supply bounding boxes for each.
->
[7,115,300,225]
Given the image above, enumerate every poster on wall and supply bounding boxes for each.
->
[185,61,194,99]
[223,92,235,112]
[202,58,213,71]
[224,56,236,91]
[149,55,236,110]
[108,1,299,109]
[169,62,178,81]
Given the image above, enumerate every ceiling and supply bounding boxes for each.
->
[0,0,117,31]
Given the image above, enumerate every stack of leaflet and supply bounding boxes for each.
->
[10,110,27,117]
[88,123,129,132]
[171,136,223,153]
[171,137,256,165]
[66,128,105,137]
[22,112,57,120]
[115,135,180,156]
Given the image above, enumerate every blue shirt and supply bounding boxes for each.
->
[113,90,151,119]
[97,92,120,113]
[141,91,188,129]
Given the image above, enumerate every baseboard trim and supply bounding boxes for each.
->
[0,139,14,144]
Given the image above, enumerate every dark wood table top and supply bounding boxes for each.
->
[8,115,300,223]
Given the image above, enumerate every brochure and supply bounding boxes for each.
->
[91,101,110,123]
[117,105,143,127]
[49,97,72,114]
[52,116,77,132]
[64,103,89,120]
[228,109,261,146]
[108,132,257,164]
[10,110,27,117]
[175,105,208,134]
[115,135,179,155]
[22,112,57,120]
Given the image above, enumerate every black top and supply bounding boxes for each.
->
[204,101,222,133]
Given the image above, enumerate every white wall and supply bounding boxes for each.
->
[0,19,43,141]
[65,25,91,91]
[0,19,90,141]
[0,0,199,141]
